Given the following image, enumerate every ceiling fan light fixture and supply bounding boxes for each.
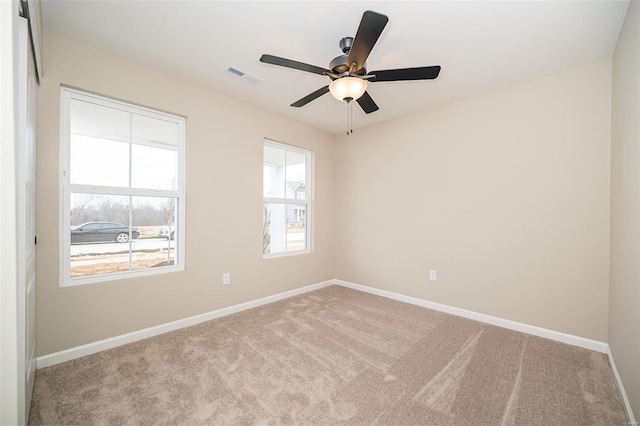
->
[329,77,368,102]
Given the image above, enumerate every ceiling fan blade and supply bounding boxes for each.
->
[368,66,441,82]
[356,91,379,114]
[260,54,330,76]
[346,11,389,72]
[291,85,330,107]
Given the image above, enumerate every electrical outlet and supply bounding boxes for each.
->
[223,273,230,285]
[429,270,437,281]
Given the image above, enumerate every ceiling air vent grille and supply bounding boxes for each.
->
[223,65,262,84]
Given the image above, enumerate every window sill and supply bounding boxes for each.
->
[60,264,185,288]
[262,249,310,260]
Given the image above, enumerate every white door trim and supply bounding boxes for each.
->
[0,1,23,424]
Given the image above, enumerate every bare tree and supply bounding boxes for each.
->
[161,198,176,262]
[96,196,128,223]
[161,198,176,228]
[263,205,270,254]
[70,193,97,226]
[132,202,164,226]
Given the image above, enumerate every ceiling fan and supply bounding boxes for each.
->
[259,10,441,133]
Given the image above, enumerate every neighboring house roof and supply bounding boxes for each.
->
[286,180,305,192]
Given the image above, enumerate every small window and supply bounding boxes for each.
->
[60,88,186,286]
[263,140,312,257]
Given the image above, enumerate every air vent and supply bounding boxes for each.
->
[223,65,262,84]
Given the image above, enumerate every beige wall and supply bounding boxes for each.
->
[37,26,622,365]
[36,31,335,356]
[610,1,640,419]
[335,61,612,342]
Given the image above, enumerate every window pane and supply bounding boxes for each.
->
[70,135,130,187]
[70,99,130,143]
[263,203,306,255]
[69,194,179,279]
[285,151,306,200]
[263,145,285,198]
[132,114,179,147]
[131,144,177,190]
[69,99,131,187]
[287,204,307,252]
[131,196,177,271]
[263,203,284,255]
[69,193,133,279]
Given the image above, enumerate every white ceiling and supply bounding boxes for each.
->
[41,1,629,134]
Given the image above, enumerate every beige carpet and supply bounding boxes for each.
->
[29,285,628,425]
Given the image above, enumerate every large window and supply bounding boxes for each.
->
[60,88,185,286]
[263,140,312,257]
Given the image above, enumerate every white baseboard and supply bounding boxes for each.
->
[333,279,609,354]
[607,346,638,426]
[37,278,607,360]
[36,279,335,368]
[38,278,609,368]
[334,280,637,424]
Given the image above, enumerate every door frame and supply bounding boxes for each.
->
[1,1,40,423]
[0,0,24,424]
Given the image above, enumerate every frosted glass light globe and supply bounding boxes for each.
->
[329,77,368,102]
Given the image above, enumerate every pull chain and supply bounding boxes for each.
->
[348,101,352,135]
[346,98,354,136]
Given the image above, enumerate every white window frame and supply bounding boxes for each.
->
[59,87,186,287]
[263,139,313,259]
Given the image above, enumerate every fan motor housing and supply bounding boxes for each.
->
[330,37,367,75]
[330,55,367,75]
